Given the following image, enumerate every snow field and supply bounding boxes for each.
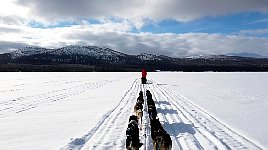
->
[0,72,137,150]
[0,72,267,150]
[150,72,268,149]
[149,80,263,149]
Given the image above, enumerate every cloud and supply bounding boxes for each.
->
[1,1,267,57]
[0,41,30,53]
[240,29,268,36]
[15,0,268,24]
[0,0,29,24]
[0,24,22,33]
[1,23,268,57]
[0,15,25,25]
[249,18,268,24]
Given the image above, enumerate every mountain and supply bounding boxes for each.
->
[226,52,265,58]
[10,46,127,59]
[1,45,268,71]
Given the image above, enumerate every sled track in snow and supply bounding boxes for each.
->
[60,79,264,150]
[140,82,154,150]
[61,78,141,150]
[148,80,263,150]
[0,80,113,118]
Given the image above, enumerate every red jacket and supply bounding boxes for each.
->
[142,69,147,78]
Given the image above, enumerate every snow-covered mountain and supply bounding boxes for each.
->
[10,47,52,58]
[50,45,126,57]
[226,52,265,58]
[185,55,230,60]
[1,45,268,71]
[8,45,266,61]
[10,46,127,59]
[136,53,162,60]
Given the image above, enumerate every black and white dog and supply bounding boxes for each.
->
[150,118,172,150]
[126,115,143,150]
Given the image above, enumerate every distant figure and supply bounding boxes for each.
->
[141,68,147,84]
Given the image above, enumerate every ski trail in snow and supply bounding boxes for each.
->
[61,78,140,150]
[148,79,263,150]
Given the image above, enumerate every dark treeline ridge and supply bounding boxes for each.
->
[1,64,268,72]
[0,64,139,72]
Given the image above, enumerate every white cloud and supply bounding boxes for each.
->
[0,41,29,53]
[1,23,268,57]
[0,0,29,25]
[1,0,268,57]
[249,18,268,24]
[0,0,28,16]
[240,29,268,36]
[12,0,268,24]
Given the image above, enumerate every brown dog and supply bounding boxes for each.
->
[153,132,172,150]
[134,102,143,126]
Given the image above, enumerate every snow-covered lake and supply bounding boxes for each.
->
[0,72,267,150]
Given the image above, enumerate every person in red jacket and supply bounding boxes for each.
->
[141,68,147,84]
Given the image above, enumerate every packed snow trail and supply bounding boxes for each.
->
[148,80,263,150]
[61,78,141,150]
[140,82,153,150]
[60,78,264,150]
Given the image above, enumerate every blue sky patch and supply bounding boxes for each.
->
[28,12,268,37]
[137,12,268,36]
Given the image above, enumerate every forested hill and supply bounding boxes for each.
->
[0,45,268,71]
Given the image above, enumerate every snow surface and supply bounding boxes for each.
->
[0,72,267,150]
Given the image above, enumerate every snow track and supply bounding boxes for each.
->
[1,73,266,150]
[0,80,113,118]
[148,80,263,150]
[140,83,154,150]
[61,79,141,150]
[60,78,264,150]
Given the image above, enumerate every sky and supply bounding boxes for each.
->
[0,0,268,57]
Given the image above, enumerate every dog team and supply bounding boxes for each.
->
[126,90,172,150]
[146,90,172,150]
[126,91,144,150]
